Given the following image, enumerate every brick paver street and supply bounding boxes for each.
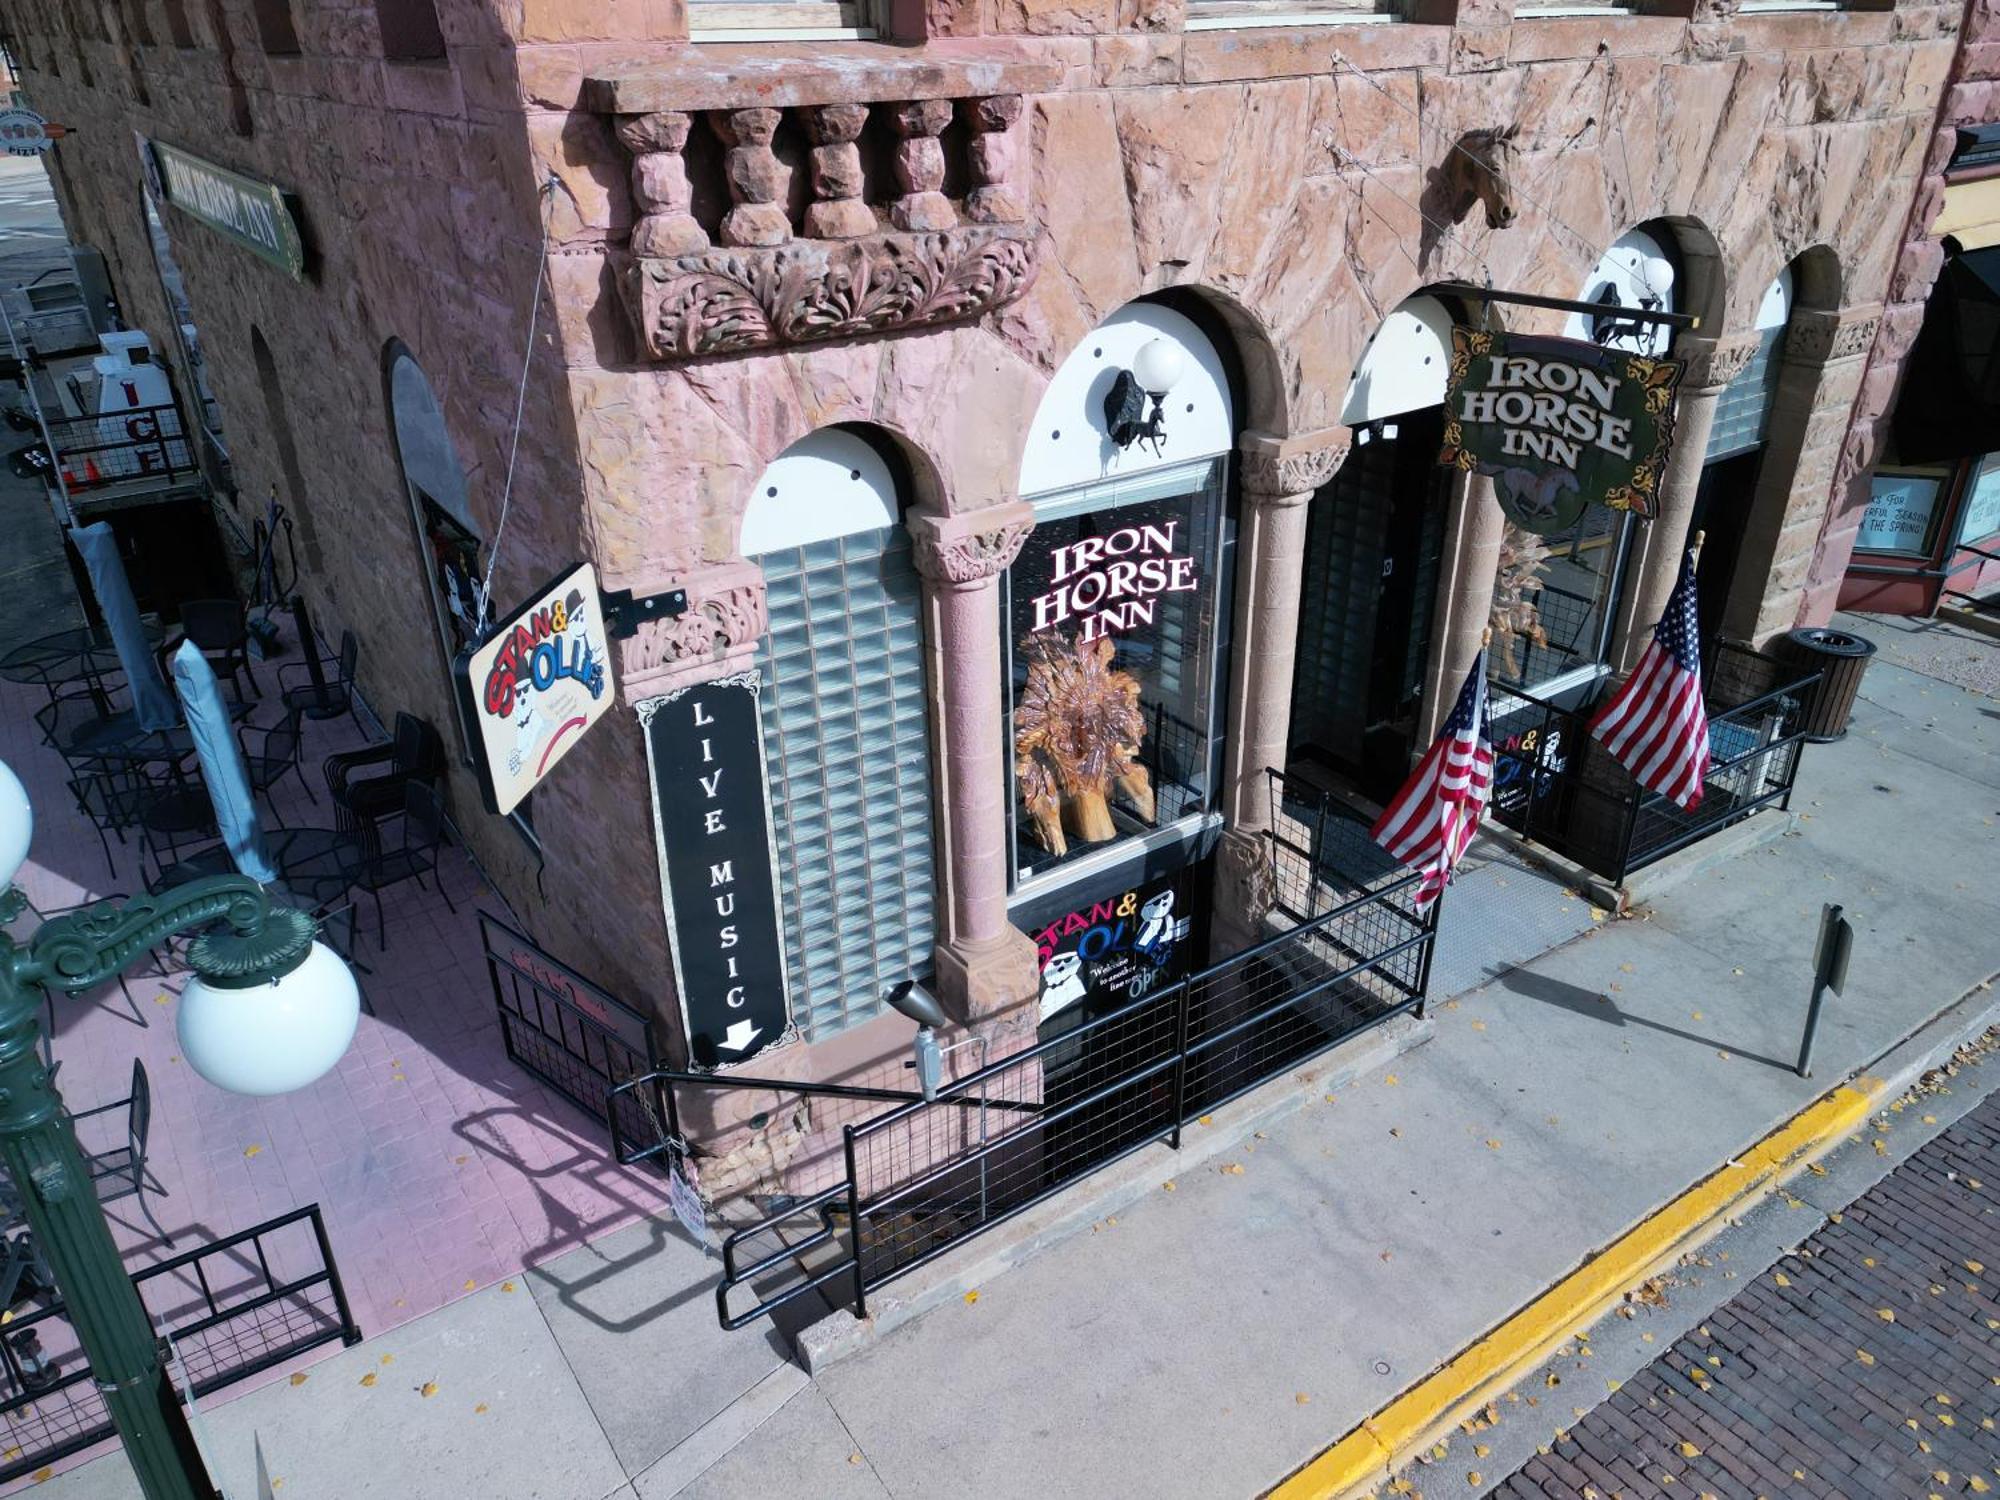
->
[1491,1092,2000,1499]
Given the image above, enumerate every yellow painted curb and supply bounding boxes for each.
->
[1268,1075,1884,1500]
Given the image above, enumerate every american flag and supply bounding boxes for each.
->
[1589,548,1712,810]
[1371,651,1494,910]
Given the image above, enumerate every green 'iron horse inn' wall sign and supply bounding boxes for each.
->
[1440,327,1683,535]
[146,139,306,281]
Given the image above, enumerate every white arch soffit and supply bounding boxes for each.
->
[742,427,899,556]
[1564,228,1678,358]
[389,355,476,533]
[1341,294,1455,426]
[1755,265,1795,333]
[1018,302,1234,499]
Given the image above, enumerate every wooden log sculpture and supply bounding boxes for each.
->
[1014,632,1155,856]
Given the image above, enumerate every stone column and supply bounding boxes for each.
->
[890,99,955,233]
[802,104,874,240]
[907,503,1041,1031]
[1211,428,1351,954]
[618,112,708,259]
[964,96,1027,225]
[713,107,790,248]
[1608,333,1759,670]
[1418,469,1503,744]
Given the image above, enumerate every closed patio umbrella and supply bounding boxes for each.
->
[71,521,177,732]
[170,639,278,885]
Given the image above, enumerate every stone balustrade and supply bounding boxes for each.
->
[585,45,1059,363]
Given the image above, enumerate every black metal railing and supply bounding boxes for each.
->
[42,403,197,494]
[612,781,1440,1331]
[1489,641,1819,885]
[0,1205,361,1486]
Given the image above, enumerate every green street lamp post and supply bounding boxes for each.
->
[0,759,360,1499]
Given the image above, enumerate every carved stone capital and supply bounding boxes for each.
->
[616,560,768,699]
[1237,427,1353,503]
[907,501,1036,586]
[617,223,1040,363]
[1675,332,1763,392]
[1213,825,1280,940]
[1785,305,1884,366]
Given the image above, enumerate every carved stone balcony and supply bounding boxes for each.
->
[584,44,1059,364]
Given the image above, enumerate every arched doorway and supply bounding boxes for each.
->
[384,344,482,758]
[739,427,939,1044]
[1288,293,1457,804]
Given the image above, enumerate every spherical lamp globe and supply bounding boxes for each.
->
[178,939,360,1097]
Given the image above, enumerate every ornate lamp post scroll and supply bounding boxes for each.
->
[0,759,359,1500]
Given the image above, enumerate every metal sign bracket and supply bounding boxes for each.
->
[601,586,690,640]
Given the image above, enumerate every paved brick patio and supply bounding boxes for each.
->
[2,667,667,1380]
[1491,1090,2000,1500]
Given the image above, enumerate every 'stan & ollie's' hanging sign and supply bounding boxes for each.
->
[1440,328,1683,534]
[456,562,616,817]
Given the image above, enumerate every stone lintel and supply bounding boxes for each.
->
[1784,302,1886,366]
[583,41,1062,115]
[1677,331,1767,392]
[907,500,1036,586]
[1238,426,1354,502]
[614,558,767,702]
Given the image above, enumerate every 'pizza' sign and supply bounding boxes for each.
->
[1439,328,1682,534]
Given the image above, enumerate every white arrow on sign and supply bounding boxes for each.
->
[719,1019,763,1055]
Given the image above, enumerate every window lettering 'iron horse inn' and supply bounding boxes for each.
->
[7,0,1980,1329]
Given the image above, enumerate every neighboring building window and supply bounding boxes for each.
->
[1855,468,1950,557]
[250,0,299,53]
[1005,458,1228,887]
[375,0,445,61]
[1960,453,2000,549]
[688,0,875,37]
[746,429,936,1042]
[1184,0,1387,29]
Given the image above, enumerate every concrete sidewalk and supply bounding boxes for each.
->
[31,625,2000,1499]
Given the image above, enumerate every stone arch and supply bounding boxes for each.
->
[1147,284,1288,439]
[1788,244,1844,315]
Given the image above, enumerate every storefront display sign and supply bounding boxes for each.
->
[1439,328,1683,533]
[1030,868,1196,1026]
[145,139,306,280]
[1856,472,1945,556]
[1957,455,2000,547]
[640,672,795,1070]
[456,562,615,818]
[0,108,61,156]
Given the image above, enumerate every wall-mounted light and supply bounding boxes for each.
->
[887,978,948,1101]
[1103,337,1187,455]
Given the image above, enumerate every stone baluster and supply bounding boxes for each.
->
[907,503,1041,1029]
[965,95,1026,226]
[1608,332,1760,670]
[618,112,708,259]
[713,107,791,248]
[802,104,874,240]
[891,99,955,234]
[1212,429,1352,955]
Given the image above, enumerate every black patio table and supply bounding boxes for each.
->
[152,826,358,911]
[59,697,253,764]
[0,624,166,702]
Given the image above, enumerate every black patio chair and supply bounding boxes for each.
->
[239,707,316,812]
[177,598,259,704]
[64,759,161,875]
[336,781,455,952]
[70,1059,174,1247]
[280,628,362,733]
[325,711,443,849]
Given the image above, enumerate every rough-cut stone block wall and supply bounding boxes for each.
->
[1809,0,1999,620]
[1,0,676,1015]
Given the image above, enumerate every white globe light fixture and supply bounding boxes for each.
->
[0,758,31,893]
[1131,337,1187,397]
[178,920,360,1097]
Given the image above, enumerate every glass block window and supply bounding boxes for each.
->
[755,526,936,1042]
[1705,327,1785,461]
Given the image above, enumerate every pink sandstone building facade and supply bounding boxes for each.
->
[2,0,1989,1187]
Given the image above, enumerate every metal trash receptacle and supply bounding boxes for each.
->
[1778,627,1877,743]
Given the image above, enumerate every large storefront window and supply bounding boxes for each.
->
[1004,458,1227,888]
[1492,508,1634,696]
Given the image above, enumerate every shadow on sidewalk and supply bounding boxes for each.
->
[1496,966,1792,1072]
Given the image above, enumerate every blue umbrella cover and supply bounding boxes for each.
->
[71,521,178,731]
[171,639,278,885]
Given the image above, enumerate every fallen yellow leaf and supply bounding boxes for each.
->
[1485,1139,1502,1150]
[1384,1074,1400,1086]
[501,1281,515,1293]
[359,1373,377,1388]
[1877,1308,1896,1322]
[288,1372,308,1387]
[1467,1473,1482,1486]
[244,1145,262,1159]
[849,1454,864,1467]
[1198,1115,1213,1126]
[1774,1272,1791,1287]
[1474,1444,1490,1457]
[474,1403,489,1415]
[1222,1163,1245,1175]
[1161,1180,1176,1192]
[1968,1261,1986,1275]
[964,1290,980,1304]
[1856,1349,1877,1367]
[463,1279,477,1292]
[420,1381,438,1398]
[1295,1392,1311,1405]
[1680,1442,1701,1458]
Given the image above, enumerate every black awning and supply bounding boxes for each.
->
[1892,246,2000,464]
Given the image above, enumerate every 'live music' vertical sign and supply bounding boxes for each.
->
[639,671,794,1069]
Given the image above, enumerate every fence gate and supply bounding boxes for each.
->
[479,913,658,1157]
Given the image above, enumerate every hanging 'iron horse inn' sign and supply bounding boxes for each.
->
[1440,328,1683,535]
[143,139,307,281]
[639,673,795,1070]
[456,562,617,818]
